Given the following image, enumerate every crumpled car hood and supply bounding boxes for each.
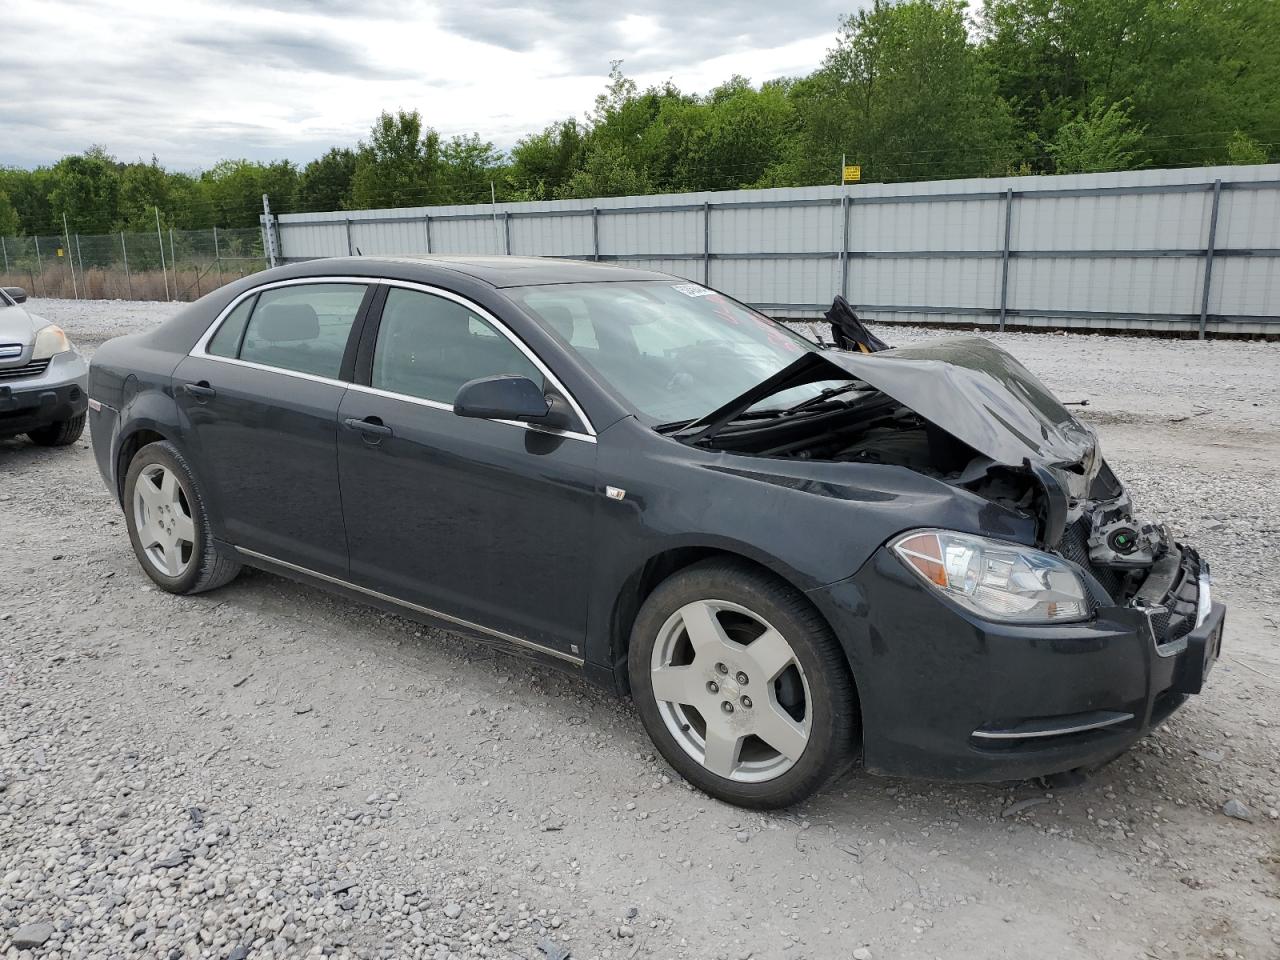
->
[690,336,1097,473]
[822,337,1098,470]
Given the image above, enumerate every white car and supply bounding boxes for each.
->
[0,286,89,446]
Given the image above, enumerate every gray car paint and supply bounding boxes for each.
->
[0,292,90,434]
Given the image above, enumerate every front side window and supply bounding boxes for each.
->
[236,283,367,378]
[371,288,542,404]
[507,281,828,424]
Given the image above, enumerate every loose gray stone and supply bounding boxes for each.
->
[1222,798,1254,821]
[12,922,55,949]
[1001,797,1051,818]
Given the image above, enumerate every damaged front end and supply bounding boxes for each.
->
[673,332,1213,650]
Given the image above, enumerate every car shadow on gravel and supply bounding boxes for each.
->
[206,565,1186,827]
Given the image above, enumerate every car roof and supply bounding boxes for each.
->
[292,255,671,289]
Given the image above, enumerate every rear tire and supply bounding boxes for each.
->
[628,558,857,809]
[123,440,241,595]
[27,413,85,447]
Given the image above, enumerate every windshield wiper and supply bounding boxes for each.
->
[772,383,864,415]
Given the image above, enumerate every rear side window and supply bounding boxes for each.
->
[207,295,256,358]
[371,288,542,404]
[237,283,367,379]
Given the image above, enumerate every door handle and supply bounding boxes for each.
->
[182,381,216,400]
[343,416,393,438]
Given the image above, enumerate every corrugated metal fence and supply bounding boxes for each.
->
[270,164,1280,336]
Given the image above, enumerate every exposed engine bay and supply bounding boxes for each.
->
[674,311,1188,616]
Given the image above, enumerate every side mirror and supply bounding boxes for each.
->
[455,375,553,422]
[3,286,27,304]
[454,375,577,430]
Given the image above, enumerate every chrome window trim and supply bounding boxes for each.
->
[190,275,373,359]
[191,352,351,389]
[234,546,584,667]
[374,278,596,436]
[188,275,598,439]
[345,382,596,444]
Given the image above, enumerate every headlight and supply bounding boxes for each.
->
[32,324,72,360]
[891,529,1089,623]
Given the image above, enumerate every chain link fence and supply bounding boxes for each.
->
[0,228,268,302]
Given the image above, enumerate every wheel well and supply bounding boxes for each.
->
[115,429,167,503]
[609,548,823,694]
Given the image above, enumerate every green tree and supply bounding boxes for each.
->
[1225,131,1269,165]
[562,144,652,199]
[47,146,121,233]
[437,134,504,204]
[350,110,440,209]
[506,119,585,199]
[198,159,299,228]
[0,190,19,236]
[677,77,795,190]
[782,0,1016,184]
[1044,97,1148,173]
[297,147,357,212]
[980,0,1280,170]
[117,159,174,230]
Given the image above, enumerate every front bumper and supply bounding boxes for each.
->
[0,350,89,437]
[810,544,1226,782]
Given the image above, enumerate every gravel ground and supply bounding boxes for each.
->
[2,298,1278,960]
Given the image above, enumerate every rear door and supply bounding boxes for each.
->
[173,280,374,576]
[335,283,597,659]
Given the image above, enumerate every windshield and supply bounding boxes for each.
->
[508,280,845,424]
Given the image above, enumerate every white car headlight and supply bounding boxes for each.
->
[892,529,1089,623]
[32,323,72,360]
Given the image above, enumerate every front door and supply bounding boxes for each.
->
[336,285,597,658]
[174,281,372,575]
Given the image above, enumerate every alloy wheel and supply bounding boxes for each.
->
[650,599,812,783]
[132,463,196,578]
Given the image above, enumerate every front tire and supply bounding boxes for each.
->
[27,413,85,447]
[123,440,241,594]
[628,559,857,809]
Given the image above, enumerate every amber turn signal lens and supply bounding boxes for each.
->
[894,532,948,588]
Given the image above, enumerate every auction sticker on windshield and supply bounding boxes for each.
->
[671,283,715,298]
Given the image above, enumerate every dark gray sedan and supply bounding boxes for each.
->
[87,257,1224,808]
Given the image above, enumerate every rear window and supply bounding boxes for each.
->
[216,283,367,379]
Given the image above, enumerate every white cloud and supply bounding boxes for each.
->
[0,0,852,170]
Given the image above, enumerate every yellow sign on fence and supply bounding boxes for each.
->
[56,248,64,257]
[842,165,861,184]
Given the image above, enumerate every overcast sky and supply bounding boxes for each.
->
[1,0,855,171]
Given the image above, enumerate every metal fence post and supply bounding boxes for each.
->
[1,236,7,275]
[998,187,1014,331]
[261,194,277,268]
[62,213,79,300]
[75,233,86,292]
[592,207,600,261]
[840,194,850,300]
[213,226,223,288]
[345,218,353,256]
[1198,179,1222,339]
[33,236,44,297]
[703,202,711,285]
[169,228,177,298]
[503,211,511,255]
[155,207,170,301]
[423,214,431,254]
[120,232,133,299]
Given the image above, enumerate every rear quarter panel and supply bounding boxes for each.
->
[89,335,187,503]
